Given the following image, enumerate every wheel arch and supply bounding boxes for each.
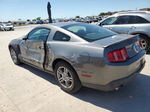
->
[52,58,78,76]
[8,44,21,55]
[130,32,150,40]
[131,32,150,51]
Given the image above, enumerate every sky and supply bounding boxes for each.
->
[0,0,150,21]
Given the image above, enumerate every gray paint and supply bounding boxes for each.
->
[9,22,145,91]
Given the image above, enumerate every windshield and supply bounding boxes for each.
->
[62,23,117,42]
[5,24,11,26]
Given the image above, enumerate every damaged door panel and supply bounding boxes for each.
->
[25,40,45,69]
[19,27,51,69]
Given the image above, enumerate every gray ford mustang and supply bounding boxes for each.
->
[9,22,145,93]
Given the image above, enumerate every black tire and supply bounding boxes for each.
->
[54,61,81,94]
[9,47,21,65]
[139,35,150,52]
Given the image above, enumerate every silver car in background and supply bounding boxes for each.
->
[0,23,14,31]
[9,22,145,93]
[98,11,150,52]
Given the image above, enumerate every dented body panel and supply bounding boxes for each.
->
[9,22,145,91]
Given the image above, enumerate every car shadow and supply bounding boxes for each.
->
[19,64,150,112]
[19,64,57,85]
[73,74,150,112]
[147,50,150,55]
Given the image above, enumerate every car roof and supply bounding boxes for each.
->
[44,22,82,28]
[115,11,150,15]
[40,22,88,42]
[109,11,150,22]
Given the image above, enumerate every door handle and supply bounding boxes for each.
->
[39,46,44,49]
[130,26,136,29]
[109,27,113,30]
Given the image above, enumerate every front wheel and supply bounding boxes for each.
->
[9,47,21,65]
[54,61,81,94]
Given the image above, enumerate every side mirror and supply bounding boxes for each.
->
[99,23,102,26]
[22,37,28,40]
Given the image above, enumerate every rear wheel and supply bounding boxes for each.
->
[9,47,21,65]
[54,61,81,94]
[139,35,150,52]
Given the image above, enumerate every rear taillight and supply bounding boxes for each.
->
[138,40,143,48]
[108,48,128,62]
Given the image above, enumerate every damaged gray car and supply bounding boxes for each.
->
[9,22,145,93]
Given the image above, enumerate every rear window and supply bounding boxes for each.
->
[136,16,150,23]
[114,15,150,24]
[62,23,116,42]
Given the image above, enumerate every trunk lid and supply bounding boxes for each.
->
[92,34,142,59]
[92,34,136,47]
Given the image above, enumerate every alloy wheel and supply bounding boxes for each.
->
[10,48,17,63]
[57,66,74,89]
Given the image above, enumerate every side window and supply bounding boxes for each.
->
[136,16,150,23]
[53,31,70,41]
[128,16,137,24]
[28,28,50,41]
[114,16,130,24]
[101,17,117,25]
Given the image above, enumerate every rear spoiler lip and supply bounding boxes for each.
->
[103,34,139,48]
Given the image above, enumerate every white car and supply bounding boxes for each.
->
[0,23,14,31]
[97,11,150,52]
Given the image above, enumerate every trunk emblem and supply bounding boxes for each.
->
[133,44,139,53]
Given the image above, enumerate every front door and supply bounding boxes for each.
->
[107,16,132,34]
[19,28,50,69]
[104,24,132,34]
[101,16,136,34]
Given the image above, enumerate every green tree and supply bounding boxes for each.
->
[75,16,80,18]
[99,12,113,16]
[99,12,105,16]
[107,12,113,15]
[32,19,36,21]
[36,17,41,20]
[27,19,31,22]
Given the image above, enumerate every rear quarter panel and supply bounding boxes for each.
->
[46,41,105,82]
[129,24,150,38]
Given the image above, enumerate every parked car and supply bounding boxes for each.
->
[85,18,93,23]
[97,11,150,52]
[9,22,145,93]
[35,20,44,24]
[0,23,3,30]
[25,21,35,24]
[0,23,14,31]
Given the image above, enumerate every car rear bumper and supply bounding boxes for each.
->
[82,60,145,91]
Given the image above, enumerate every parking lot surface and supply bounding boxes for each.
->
[0,26,150,112]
